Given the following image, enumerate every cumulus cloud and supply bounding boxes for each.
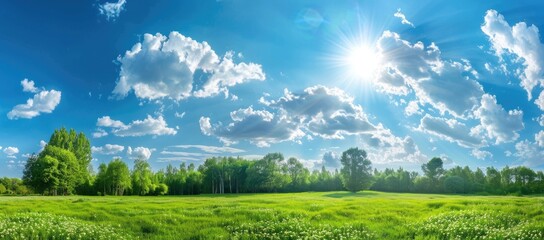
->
[375,31,484,118]
[471,148,493,160]
[322,151,340,168]
[393,8,414,27]
[199,107,304,147]
[3,147,19,158]
[92,128,109,138]
[8,80,61,120]
[96,115,177,137]
[170,145,245,154]
[472,94,524,144]
[202,85,426,163]
[98,0,126,21]
[127,146,154,160]
[481,9,544,102]
[91,144,125,155]
[514,140,544,167]
[39,140,47,152]
[113,32,265,101]
[418,114,483,148]
[535,131,544,147]
[21,79,38,93]
[405,101,422,116]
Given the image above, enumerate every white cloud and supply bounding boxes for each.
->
[96,115,177,137]
[271,86,377,139]
[393,8,414,27]
[92,128,109,138]
[471,148,493,160]
[535,131,544,147]
[514,140,544,167]
[8,80,62,120]
[39,140,47,152]
[481,9,544,103]
[91,144,125,155]
[170,145,245,154]
[202,85,426,163]
[322,151,340,168]
[21,79,38,93]
[376,31,484,118]
[200,107,304,147]
[3,147,19,157]
[175,112,186,119]
[98,0,126,21]
[127,146,154,160]
[472,94,524,144]
[418,114,484,148]
[405,101,422,116]
[113,32,265,101]
[537,114,544,126]
[97,116,126,128]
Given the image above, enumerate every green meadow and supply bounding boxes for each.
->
[1,191,543,239]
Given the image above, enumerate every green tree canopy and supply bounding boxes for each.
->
[340,147,372,192]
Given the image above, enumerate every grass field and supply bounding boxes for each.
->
[0,191,543,239]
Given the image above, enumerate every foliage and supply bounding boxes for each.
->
[228,216,375,239]
[340,148,372,192]
[0,212,131,239]
[413,210,544,239]
[23,127,93,195]
[132,159,154,195]
[0,192,543,239]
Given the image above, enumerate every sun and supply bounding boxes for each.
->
[343,44,381,80]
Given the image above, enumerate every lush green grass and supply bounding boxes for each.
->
[0,191,543,239]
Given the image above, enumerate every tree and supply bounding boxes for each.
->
[47,128,93,190]
[286,157,307,191]
[132,158,153,195]
[95,163,108,195]
[246,153,287,192]
[339,148,372,192]
[107,159,131,196]
[444,176,465,193]
[422,157,444,191]
[0,183,6,194]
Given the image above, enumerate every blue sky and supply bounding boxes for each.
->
[2,0,544,177]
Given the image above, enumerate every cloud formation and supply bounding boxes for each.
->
[21,79,38,93]
[113,32,265,101]
[418,114,483,148]
[393,9,414,27]
[91,144,125,155]
[98,0,126,21]
[96,115,177,137]
[472,94,524,144]
[376,31,484,118]
[3,147,19,157]
[127,146,153,160]
[202,85,426,163]
[170,145,245,154]
[8,80,61,120]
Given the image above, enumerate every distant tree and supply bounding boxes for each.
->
[422,157,444,191]
[131,158,153,195]
[0,183,6,194]
[339,148,372,192]
[246,153,287,192]
[444,176,465,193]
[154,183,168,195]
[107,159,131,196]
[94,163,108,195]
[286,157,307,191]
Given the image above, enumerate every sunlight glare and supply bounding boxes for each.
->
[344,44,381,81]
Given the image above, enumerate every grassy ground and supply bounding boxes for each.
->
[0,191,543,239]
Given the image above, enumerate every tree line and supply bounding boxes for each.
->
[12,128,544,196]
